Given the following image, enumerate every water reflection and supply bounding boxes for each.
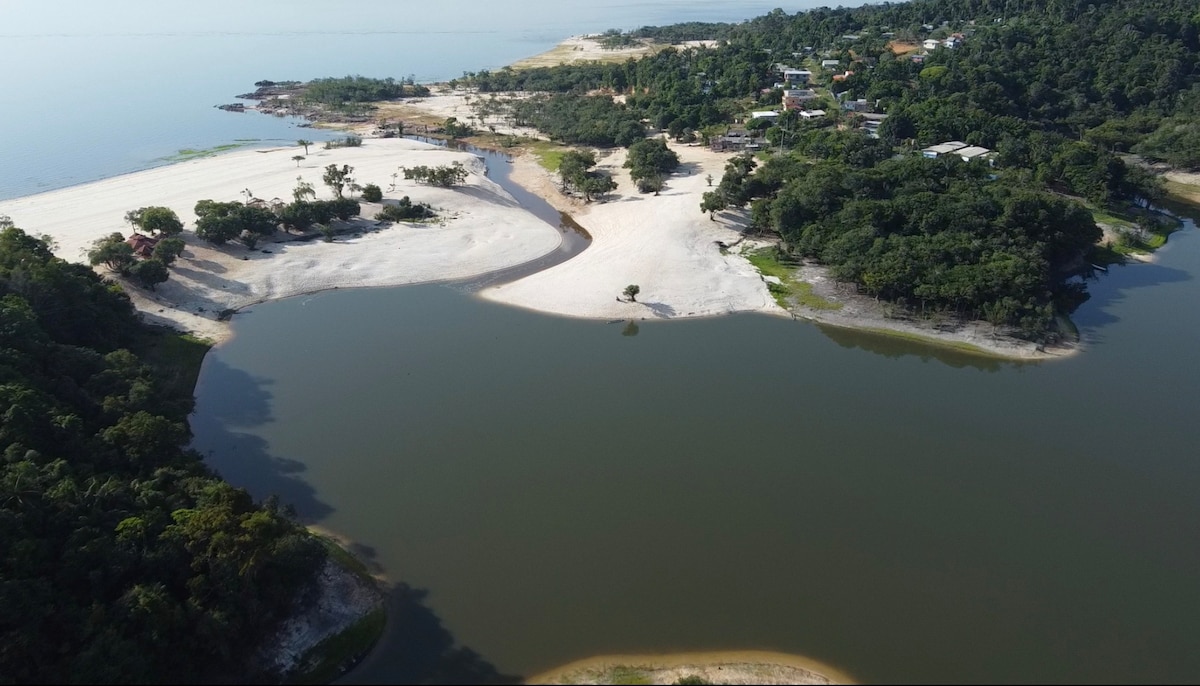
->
[345,584,519,685]
[191,355,334,521]
[814,323,1016,372]
[621,321,640,337]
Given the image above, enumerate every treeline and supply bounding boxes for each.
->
[303,75,430,105]
[510,95,646,147]
[0,222,326,682]
[708,154,1099,335]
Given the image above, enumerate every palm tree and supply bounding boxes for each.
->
[297,139,312,155]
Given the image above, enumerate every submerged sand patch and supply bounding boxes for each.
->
[526,650,854,685]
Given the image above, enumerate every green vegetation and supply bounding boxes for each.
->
[744,246,842,311]
[360,183,383,202]
[0,225,327,682]
[401,162,469,187]
[623,284,641,302]
[559,150,618,202]
[164,143,245,162]
[375,196,436,222]
[528,140,567,171]
[609,666,653,685]
[194,199,281,247]
[675,676,711,685]
[323,164,355,198]
[287,608,386,685]
[860,327,1000,357]
[302,75,429,107]
[323,135,363,150]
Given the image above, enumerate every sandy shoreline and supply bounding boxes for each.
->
[0,138,562,344]
[525,650,855,685]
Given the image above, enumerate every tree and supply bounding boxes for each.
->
[293,178,316,203]
[292,155,305,167]
[559,150,598,189]
[636,175,665,195]
[622,284,641,302]
[624,138,680,184]
[87,233,135,273]
[151,237,186,266]
[297,139,312,155]
[700,191,727,220]
[129,258,169,290]
[580,174,617,202]
[125,207,183,237]
[401,162,469,187]
[322,164,354,198]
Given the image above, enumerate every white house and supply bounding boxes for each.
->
[751,111,780,121]
[799,109,827,119]
[922,141,968,158]
[821,59,840,69]
[783,69,812,85]
[922,38,941,51]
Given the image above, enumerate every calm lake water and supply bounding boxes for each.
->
[191,208,1200,683]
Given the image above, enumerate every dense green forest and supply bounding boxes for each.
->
[450,0,1198,335]
[0,222,326,682]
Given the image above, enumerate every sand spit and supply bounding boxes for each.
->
[0,138,562,343]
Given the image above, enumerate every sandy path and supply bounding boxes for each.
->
[0,138,562,342]
[526,650,853,685]
[482,142,781,320]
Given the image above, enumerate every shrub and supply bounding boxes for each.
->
[361,184,383,202]
[375,196,436,222]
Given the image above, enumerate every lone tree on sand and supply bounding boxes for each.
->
[622,284,640,302]
[323,164,354,198]
[297,139,312,155]
[292,155,305,167]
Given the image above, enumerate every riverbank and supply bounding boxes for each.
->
[508,34,662,70]
[526,650,854,685]
[0,138,562,344]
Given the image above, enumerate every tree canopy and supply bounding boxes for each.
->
[0,226,326,682]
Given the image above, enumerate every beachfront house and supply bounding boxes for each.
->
[782,89,820,110]
[125,234,161,258]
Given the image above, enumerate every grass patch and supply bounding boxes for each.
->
[524,140,567,172]
[133,328,212,398]
[286,607,386,685]
[1164,179,1200,206]
[860,326,1000,356]
[314,535,372,581]
[607,666,653,685]
[744,247,843,311]
[1090,207,1136,230]
[163,142,246,162]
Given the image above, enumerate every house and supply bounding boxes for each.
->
[821,59,840,69]
[832,70,855,82]
[841,98,872,113]
[922,141,968,158]
[711,128,760,152]
[783,69,812,85]
[782,89,820,110]
[922,38,941,51]
[910,54,926,64]
[125,233,161,258]
[842,34,860,41]
[942,36,961,49]
[956,145,996,163]
[859,114,888,138]
[799,109,827,119]
[751,111,780,121]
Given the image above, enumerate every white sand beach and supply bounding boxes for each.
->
[484,143,781,320]
[0,138,562,342]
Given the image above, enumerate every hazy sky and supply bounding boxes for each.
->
[1,0,861,36]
